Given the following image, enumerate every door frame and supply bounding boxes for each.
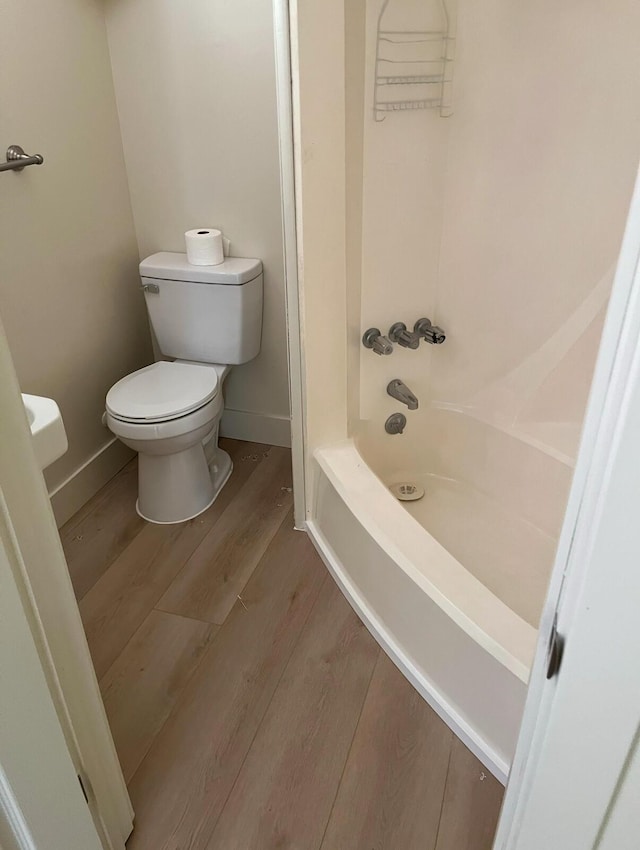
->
[0,318,133,850]
[0,486,104,850]
[272,0,306,529]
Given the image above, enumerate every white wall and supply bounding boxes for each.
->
[0,0,152,525]
[104,0,291,445]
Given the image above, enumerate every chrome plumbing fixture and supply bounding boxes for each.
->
[387,379,419,410]
[0,144,44,173]
[385,412,407,435]
[414,317,446,345]
[388,322,420,349]
[362,327,394,356]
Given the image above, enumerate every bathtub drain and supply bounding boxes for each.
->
[389,482,425,502]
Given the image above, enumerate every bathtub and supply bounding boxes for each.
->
[307,409,573,783]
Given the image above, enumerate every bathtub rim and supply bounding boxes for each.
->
[313,440,537,685]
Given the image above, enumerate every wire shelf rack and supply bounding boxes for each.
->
[373,0,455,121]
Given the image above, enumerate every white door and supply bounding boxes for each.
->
[495,166,640,848]
[0,494,103,850]
[0,319,132,849]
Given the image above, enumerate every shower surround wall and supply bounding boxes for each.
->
[358,0,640,460]
[431,0,640,462]
[357,0,449,427]
[105,0,291,447]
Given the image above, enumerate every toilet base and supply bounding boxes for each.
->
[136,446,233,525]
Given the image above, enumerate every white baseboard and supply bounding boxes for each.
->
[221,408,291,448]
[49,438,134,528]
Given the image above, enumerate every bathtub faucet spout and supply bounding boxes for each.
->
[387,379,419,411]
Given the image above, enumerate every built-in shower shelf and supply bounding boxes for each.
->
[374,1,455,121]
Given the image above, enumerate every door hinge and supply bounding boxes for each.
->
[546,614,565,680]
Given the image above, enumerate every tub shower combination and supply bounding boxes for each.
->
[297,0,640,786]
[308,317,573,782]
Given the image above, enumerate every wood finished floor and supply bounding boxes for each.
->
[62,439,504,850]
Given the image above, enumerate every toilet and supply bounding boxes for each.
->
[105,252,263,524]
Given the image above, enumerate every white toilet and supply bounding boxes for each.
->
[105,252,263,524]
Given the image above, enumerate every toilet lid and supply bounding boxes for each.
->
[106,361,219,423]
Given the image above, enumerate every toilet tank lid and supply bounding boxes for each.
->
[140,252,262,285]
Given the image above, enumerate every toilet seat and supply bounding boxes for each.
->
[106,395,223,443]
[106,361,219,423]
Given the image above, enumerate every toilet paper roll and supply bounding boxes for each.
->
[185,229,225,266]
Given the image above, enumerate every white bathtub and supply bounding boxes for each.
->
[307,409,573,783]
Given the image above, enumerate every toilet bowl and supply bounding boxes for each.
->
[106,361,231,524]
[105,252,263,524]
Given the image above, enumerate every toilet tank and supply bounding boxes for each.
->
[139,252,263,365]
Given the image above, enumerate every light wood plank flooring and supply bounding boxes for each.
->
[62,438,504,850]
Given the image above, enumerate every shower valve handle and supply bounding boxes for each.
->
[362,327,394,355]
[388,322,420,350]
[385,413,407,435]
[414,318,446,345]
